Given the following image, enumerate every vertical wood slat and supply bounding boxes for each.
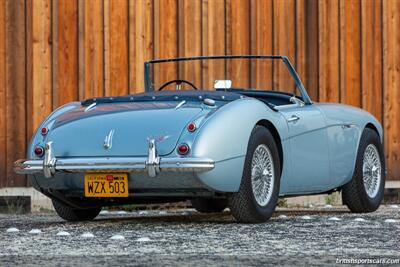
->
[319,0,340,102]
[383,0,400,181]
[178,0,202,89]
[79,0,104,99]
[78,0,84,100]
[52,0,58,109]
[5,0,27,186]
[106,0,129,96]
[129,0,153,93]
[103,0,110,95]
[201,0,209,88]
[361,0,382,122]
[340,0,362,107]
[296,0,319,100]
[153,0,178,90]
[56,0,78,106]
[0,0,6,187]
[29,0,52,137]
[273,0,296,93]
[26,0,32,138]
[228,0,250,88]
[202,0,226,90]
[225,0,231,57]
[250,0,273,90]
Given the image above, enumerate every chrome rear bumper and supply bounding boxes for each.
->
[14,140,214,178]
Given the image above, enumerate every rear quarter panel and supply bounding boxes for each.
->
[192,98,291,192]
[27,102,81,159]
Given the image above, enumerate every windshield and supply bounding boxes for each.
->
[144,56,309,102]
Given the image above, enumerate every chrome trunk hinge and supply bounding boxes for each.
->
[175,100,186,110]
[43,142,56,178]
[146,139,160,177]
[84,102,97,112]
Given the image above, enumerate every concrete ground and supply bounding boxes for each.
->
[1,205,399,266]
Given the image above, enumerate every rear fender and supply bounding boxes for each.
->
[27,102,81,159]
[192,98,289,192]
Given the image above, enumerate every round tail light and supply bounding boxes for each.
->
[177,144,189,155]
[187,122,196,132]
[34,146,44,157]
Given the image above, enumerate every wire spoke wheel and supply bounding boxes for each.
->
[362,144,382,198]
[229,126,280,223]
[251,144,275,206]
[342,128,385,213]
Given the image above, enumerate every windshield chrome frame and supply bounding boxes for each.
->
[144,55,312,105]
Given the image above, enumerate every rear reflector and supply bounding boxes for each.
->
[34,146,44,157]
[177,144,189,155]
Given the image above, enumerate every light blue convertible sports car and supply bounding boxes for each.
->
[15,56,385,223]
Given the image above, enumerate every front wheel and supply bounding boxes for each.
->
[229,126,281,223]
[52,199,101,221]
[342,128,385,212]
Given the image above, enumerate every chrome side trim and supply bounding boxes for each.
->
[14,157,215,176]
[341,123,355,129]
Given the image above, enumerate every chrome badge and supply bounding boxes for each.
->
[147,134,170,144]
[103,129,115,150]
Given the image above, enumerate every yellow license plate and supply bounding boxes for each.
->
[84,173,129,197]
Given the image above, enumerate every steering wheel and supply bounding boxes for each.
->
[158,79,198,91]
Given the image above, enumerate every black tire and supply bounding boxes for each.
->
[190,198,227,213]
[342,128,385,213]
[52,199,101,221]
[228,126,281,223]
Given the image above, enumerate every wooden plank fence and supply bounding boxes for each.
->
[0,0,399,187]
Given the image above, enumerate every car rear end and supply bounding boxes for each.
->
[14,91,242,206]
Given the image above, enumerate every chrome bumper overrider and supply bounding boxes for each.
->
[14,140,215,178]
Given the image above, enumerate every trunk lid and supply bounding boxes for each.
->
[47,102,202,157]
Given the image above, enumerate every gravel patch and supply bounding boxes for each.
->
[0,205,399,266]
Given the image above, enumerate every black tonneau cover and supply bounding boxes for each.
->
[81,90,243,106]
